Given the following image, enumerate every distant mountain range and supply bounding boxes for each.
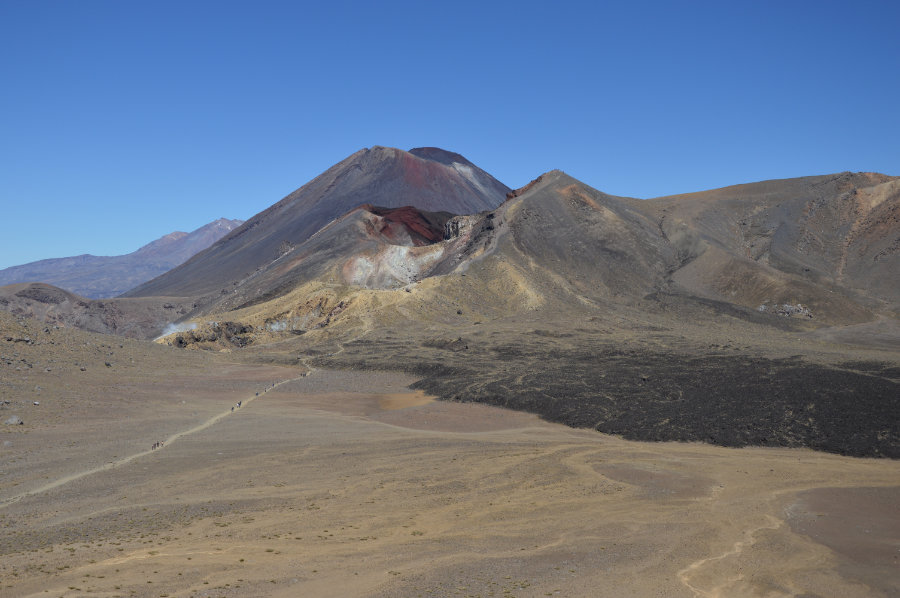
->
[0,218,243,298]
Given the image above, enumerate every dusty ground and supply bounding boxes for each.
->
[2,342,898,598]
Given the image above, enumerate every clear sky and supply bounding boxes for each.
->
[1,1,898,269]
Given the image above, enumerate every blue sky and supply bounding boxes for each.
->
[1,1,898,269]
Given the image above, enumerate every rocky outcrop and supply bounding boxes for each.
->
[758,303,813,318]
[14,286,69,304]
[173,321,255,349]
[443,215,477,240]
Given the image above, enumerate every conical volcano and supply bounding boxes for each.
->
[123,146,509,298]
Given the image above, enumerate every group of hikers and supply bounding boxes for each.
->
[150,381,279,451]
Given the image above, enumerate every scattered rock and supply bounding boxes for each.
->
[4,415,23,425]
[757,303,813,318]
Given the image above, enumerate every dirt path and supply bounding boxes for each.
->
[677,514,783,598]
[0,374,306,510]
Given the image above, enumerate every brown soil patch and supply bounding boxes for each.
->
[593,463,713,499]
[787,486,900,596]
[376,390,433,411]
[369,399,546,432]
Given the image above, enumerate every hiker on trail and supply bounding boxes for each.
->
[231,406,234,412]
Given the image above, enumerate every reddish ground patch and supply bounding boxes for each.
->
[360,204,452,245]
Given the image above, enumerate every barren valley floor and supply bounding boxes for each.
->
[1,362,898,598]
